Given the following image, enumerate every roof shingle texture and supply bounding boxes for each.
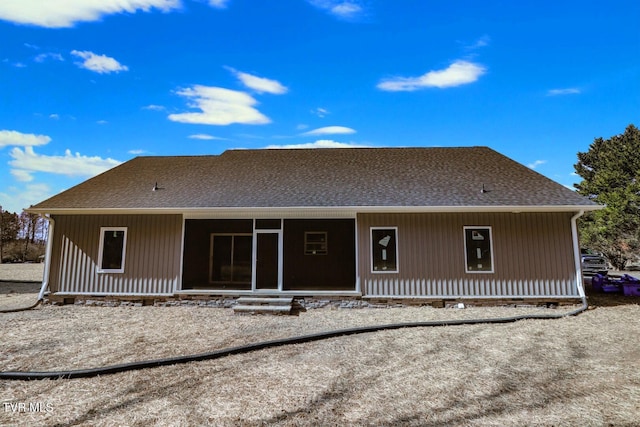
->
[31,147,596,210]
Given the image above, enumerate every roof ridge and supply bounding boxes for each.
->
[224,145,488,151]
[134,154,222,159]
[28,146,598,211]
[132,146,493,159]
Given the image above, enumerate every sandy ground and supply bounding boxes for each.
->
[1,263,640,425]
[0,264,44,310]
[1,302,639,426]
[0,263,44,282]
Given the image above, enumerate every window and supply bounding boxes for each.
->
[304,232,328,255]
[210,234,252,285]
[98,227,127,273]
[464,226,494,273]
[371,227,398,273]
[255,219,282,229]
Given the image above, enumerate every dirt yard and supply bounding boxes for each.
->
[0,263,44,310]
[1,264,639,426]
[0,262,44,282]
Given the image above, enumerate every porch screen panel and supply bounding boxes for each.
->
[210,234,252,286]
[233,235,252,283]
[211,236,232,282]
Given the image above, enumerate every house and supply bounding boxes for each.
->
[28,147,600,305]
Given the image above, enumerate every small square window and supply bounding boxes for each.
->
[371,227,398,273]
[304,232,327,255]
[464,226,494,273]
[98,227,127,273]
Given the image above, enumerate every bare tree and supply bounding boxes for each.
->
[0,208,20,263]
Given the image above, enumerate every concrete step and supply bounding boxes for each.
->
[233,296,294,315]
[236,297,293,306]
[233,304,292,314]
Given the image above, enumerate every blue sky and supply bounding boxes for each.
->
[1,0,638,213]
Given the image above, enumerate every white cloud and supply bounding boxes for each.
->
[0,130,51,148]
[332,2,361,18]
[0,0,180,28]
[308,0,364,20]
[128,149,147,155]
[265,140,369,149]
[377,60,486,91]
[9,146,121,181]
[49,114,60,120]
[34,52,64,63]
[10,169,34,182]
[0,183,52,213]
[143,104,166,111]
[465,35,491,50]
[71,50,128,74]
[208,0,230,8]
[312,107,329,118]
[528,160,547,169]
[188,133,225,140]
[168,85,270,125]
[547,88,581,96]
[227,67,288,94]
[302,126,356,136]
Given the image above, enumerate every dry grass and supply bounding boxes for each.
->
[1,266,640,426]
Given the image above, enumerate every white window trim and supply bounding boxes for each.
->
[97,227,128,273]
[304,231,328,255]
[370,226,399,274]
[463,226,494,274]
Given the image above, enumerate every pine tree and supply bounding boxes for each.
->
[574,124,640,269]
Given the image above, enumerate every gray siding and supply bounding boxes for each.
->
[50,214,182,295]
[357,212,579,298]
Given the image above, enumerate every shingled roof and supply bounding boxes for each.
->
[29,147,599,213]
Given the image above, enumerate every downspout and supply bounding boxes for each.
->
[37,214,55,301]
[571,210,586,302]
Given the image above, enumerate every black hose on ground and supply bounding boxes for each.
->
[0,298,42,313]
[0,300,587,381]
[0,280,44,313]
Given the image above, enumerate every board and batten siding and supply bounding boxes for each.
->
[49,214,182,295]
[357,212,579,299]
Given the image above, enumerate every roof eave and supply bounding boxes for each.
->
[26,204,603,217]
